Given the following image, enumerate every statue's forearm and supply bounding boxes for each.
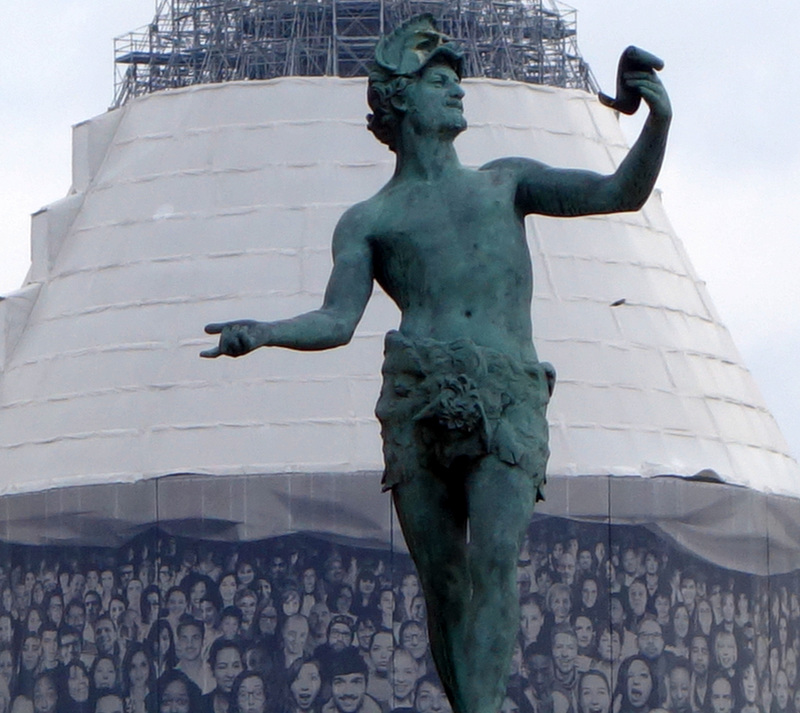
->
[201,308,357,359]
[256,308,356,351]
[610,111,671,212]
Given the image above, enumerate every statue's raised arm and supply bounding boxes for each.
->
[484,45,671,218]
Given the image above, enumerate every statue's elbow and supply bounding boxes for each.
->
[626,195,649,212]
[595,180,647,215]
[634,187,655,210]
[329,320,356,348]
[615,188,650,213]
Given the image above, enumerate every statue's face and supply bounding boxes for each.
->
[402,63,466,139]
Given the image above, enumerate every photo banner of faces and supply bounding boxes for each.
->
[0,478,797,713]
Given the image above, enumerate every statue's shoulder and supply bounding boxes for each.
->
[338,196,380,230]
[344,181,408,227]
[479,156,549,177]
[332,195,386,251]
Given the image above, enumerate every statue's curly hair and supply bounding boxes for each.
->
[366,68,412,153]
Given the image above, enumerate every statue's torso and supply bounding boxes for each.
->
[364,167,537,362]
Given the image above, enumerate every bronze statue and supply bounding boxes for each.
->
[202,16,670,713]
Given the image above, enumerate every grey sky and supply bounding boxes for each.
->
[1,1,798,462]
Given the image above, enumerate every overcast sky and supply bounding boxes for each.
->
[1,1,798,461]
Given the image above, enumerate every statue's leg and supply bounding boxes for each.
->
[464,457,537,713]
[392,473,470,713]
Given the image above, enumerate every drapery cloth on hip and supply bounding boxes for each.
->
[376,330,555,502]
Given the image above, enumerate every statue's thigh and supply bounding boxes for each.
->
[392,473,468,568]
[466,456,536,554]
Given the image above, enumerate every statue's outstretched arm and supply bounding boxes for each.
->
[201,209,373,358]
[491,47,671,218]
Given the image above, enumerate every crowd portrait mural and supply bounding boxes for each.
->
[0,497,796,713]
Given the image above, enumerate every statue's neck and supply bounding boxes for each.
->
[393,132,462,181]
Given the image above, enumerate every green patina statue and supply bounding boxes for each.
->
[202,16,670,713]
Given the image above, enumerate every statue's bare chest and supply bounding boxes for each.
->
[366,173,532,305]
[371,174,524,254]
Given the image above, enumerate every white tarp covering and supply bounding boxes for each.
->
[0,77,797,496]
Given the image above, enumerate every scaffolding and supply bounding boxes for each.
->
[113,0,598,107]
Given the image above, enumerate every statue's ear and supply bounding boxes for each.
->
[390,93,408,114]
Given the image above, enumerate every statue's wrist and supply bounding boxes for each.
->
[650,104,672,126]
[257,322,274,347]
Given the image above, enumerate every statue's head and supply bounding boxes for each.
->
[367,15,464,152]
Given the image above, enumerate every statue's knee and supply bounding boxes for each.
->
[429,563,468,601]
[471,537,519,580]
